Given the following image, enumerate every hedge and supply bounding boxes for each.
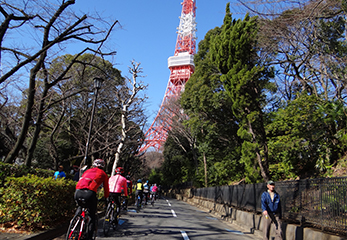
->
[0,174,76,231]
[0,162,54,187]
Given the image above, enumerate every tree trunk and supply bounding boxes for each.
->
[192,140,199,176]
[111,61,143,176]
[25,80,50,167]
[247,117,269,182]
[112,105,127,176]
[4,61,42,163]
[203,151,207,187]
[49,106,66,170]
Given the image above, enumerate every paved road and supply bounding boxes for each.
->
[58,197,261,240]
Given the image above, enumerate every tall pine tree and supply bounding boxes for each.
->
[210,3,274,182]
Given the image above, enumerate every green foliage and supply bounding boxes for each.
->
[267,94,347,179]
[209,3,274,182]
[167,2,347,187]
[209,152,244,186]
[161,135,195,186]
[0,162,53,187]
[0,174,76,230]
[180,17,246,186]
[240,140,261,183]
[148,168,163,185]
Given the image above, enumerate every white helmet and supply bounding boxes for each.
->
[92,159,105,169]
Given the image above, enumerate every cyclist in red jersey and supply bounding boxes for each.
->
[108,167,128,216]
[75,159,109,239]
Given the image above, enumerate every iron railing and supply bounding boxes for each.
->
[178,177,347,235]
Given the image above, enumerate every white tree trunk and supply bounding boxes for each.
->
[112,105,127,176]
[111,61,144,176]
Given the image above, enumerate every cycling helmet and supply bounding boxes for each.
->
[137,179,142,183]
[116,167,124,174]
[92,159,105,169]
[126,175,130,180]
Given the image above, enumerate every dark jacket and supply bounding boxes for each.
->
[261,190,282,218]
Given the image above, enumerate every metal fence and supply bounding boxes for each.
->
[182,177,347,235]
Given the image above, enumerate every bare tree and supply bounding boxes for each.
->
[163,96,199,174]
[2,0,119,164]
[239,0,347,101]
[43,53,125,169]
[111,60,147,176]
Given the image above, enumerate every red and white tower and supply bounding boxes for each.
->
[140,0,197,152]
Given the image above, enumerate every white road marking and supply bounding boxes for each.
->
[168,203,171,206]
[180,230,190,240]
[171,209,177,217]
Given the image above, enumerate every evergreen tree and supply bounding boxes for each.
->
[181,26,243,186]
[210,3,274,182]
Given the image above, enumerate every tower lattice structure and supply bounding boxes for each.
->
[140,0,197,152]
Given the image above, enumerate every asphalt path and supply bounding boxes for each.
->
[58,197,261,240]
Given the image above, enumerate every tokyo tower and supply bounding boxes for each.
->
[140,0,197,152]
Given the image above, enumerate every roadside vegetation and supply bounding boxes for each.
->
[155,0,347,187]
[1,0,347,233]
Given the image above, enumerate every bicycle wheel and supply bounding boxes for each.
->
[91,215,97,240]
[66,214,82,240]
[136,196,141,212]
[103,203,113,236]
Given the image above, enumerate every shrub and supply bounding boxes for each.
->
[0,174,76,231]
[0,162,54,187]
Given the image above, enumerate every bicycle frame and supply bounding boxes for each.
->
[79,209,87,239]
[103,198,119,236]
[120,195,127,211]
[67,207,90,240]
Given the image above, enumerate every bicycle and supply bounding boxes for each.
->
[120,195,127,211]
[136,194,142,212]
[66,198,97,240]
[150,192,157,206]
[103,196,121,236]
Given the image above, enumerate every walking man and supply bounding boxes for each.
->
[261,180,283,240]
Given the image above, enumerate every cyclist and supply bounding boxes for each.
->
[143,180,149,204]
[125,174,133,208]
[151,183,158,201]
[135,179,144,206]
[108,167,128,217]
[74,159,109,239]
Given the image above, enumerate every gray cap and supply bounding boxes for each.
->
[267,180,275,185]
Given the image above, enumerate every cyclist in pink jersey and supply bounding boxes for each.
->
[151,183,158,201]
[108,167,128,216]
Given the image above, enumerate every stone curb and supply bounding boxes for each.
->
[25,223,69,240]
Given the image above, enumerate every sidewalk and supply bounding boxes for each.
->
[0,210,107,240]
[0,232,31,240]
[0,222,68,240]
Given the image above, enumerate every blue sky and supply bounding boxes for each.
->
[71,1,245,129]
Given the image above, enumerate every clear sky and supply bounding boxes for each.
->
[71,1,245,129]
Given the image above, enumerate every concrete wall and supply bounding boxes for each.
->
[168,190,346,240]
